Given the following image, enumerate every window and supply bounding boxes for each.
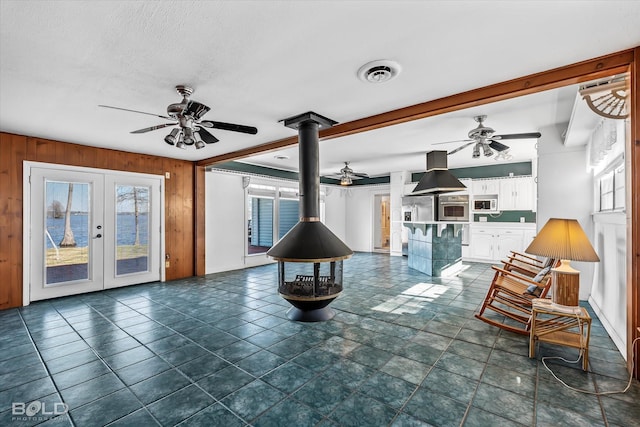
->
[279,198,299,239]
[246,183,300,255]
[596,158,625,212]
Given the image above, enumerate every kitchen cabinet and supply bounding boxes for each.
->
[499,176,535,211]
[472,179,500,196]
[467,224,535,263]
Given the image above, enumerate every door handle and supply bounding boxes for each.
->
[93,234,102,239]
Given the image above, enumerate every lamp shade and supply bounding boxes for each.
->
[525,218,600,262]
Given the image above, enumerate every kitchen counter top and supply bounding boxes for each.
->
[469,221,535,228]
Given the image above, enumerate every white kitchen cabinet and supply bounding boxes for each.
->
[469,229,495,261]
[499,176,535,211]
[472,179,500,196]
[467,224,535,263]
[495,229,525,261]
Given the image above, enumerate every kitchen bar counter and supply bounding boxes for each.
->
[403,222,462,277]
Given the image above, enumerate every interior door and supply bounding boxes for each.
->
[28,165,162,301]
[30,168,105,301]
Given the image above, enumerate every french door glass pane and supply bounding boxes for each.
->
[115,185,150,275]
[45,180,90,285]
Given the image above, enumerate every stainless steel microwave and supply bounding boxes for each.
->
[438,195,469,222]
[473,196,498,212]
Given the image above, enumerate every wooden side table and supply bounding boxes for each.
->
[529,298,592,371]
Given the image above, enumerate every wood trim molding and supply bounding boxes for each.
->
[194,164,206,276]
[196,49,634,167]
[629,47,639,379]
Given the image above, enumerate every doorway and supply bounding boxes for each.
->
[25,163,164,302]
[373,194,391,252]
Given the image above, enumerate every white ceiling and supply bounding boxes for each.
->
[1,1,639,177]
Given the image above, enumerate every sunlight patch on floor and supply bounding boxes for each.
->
[372,282,449,314]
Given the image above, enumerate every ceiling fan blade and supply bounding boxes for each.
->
[199,120,258,135]
[447,141,476,155]
[352,172,369,178]
[184,101,211,120]
[99,104,172,120]
[432,138,473,146]
[196,127,219,144]
[130,123,177,134]
[492,132,541,140]
[488,140,510,152]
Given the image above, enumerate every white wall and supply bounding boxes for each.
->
[537,124,595,300]
[344,185,391,252]
[205,172,248,273]
[323,186,347,242]
[589,212,627,357]
[205,171,348,273]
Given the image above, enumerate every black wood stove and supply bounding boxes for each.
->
[266,112,352,321]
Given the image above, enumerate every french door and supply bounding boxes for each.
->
[27,164,163,302]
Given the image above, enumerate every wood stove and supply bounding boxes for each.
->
[267,112,352,321]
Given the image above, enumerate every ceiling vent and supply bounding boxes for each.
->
[357,60,401,83]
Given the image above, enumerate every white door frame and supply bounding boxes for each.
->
[23,161,165,306]
[370,191,391,253]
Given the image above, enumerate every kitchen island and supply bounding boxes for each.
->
[403,222,465,277]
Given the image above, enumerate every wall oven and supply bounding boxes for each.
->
[438,194,469,222]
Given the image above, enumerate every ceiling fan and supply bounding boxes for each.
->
[434,115,541,158]
[325,162,369,186]
[99,85,258,149]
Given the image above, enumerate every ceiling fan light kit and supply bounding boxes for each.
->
[100,85,257,150]
[326,161,369,186]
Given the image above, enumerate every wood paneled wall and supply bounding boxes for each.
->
[0,133,196,309]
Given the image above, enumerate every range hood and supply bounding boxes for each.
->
[410,151,466,195]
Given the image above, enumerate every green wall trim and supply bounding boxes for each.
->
[411,161,532,182]
[473,210,537,223]
[214,160,530,187]
[212,161,387,186]
[351,176,391,186]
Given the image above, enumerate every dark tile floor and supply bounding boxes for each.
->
[1,253,638,426]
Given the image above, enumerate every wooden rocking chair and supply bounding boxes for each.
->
[502,251,556,278]
[474,263,555,335]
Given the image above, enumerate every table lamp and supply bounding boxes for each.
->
[525,218,600,306]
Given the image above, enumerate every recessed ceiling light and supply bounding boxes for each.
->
[274,155,289,160]
[357,60,401,83]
